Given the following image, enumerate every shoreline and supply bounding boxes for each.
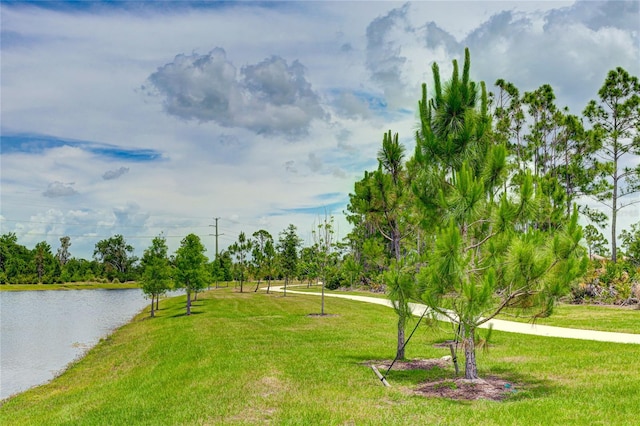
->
[0,282,140,291]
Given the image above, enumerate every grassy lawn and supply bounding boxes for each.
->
[497,303,640,334]
[1,287,639,425]
[0,282,140,291]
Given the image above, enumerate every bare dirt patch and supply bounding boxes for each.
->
[414,376,517,401]
[365,359,519,401]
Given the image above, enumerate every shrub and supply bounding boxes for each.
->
[572,259,639,305]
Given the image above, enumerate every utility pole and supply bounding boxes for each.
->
[209,217,223,258]
[209,217,225,289]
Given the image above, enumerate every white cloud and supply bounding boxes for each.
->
[103,167,130,180]
[146,49,326,136]
[43,182,78,198]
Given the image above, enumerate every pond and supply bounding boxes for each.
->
[0,289,154,400]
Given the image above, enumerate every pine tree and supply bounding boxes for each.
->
[413,49,586,380]
[583,67,640,262]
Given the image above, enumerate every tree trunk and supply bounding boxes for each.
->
[150,294,155,318]
[284,277,288,297]
[156,295,159,311]
[462,324,479,380]
[254,279,261,292]
[186,290,192,316]
[267,278,271,294]
[612,141,619,263]
[396,315,406,360]
[612,174,618,263]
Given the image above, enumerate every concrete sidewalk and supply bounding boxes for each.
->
[269,286,640,345]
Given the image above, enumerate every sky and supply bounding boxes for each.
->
[1,0,639,260]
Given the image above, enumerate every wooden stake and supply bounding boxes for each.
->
[371,365,391,387]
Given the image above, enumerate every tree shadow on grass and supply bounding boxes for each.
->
[169,310,205,318]
[485,366,558,401]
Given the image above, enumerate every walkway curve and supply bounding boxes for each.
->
[267,285,640,345]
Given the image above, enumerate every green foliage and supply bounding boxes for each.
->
[210,250,233,283]
[583,224,610,258]
[414,49,586,379]
[573,259,639,304]
[93,234,137,281]
[32,241,57,284]
[174,234,209,315]
[277,224,302,294]
[619,221,640,267]
[251,229,276,291]
[340,253,363,289]
[140,235,173,317]
[1,233,35,284]
[229,231,252,292]
[55,236,71,267]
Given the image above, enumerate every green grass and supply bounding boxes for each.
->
[497,303,640,334]
[2,288,639,425]
[0,282,140,291]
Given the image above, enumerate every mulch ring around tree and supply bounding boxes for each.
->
[366,359,519,401]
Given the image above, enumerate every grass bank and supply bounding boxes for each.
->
[2,287,639,425]
[0,282,140,291]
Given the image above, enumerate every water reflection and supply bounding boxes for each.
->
[0,289,151,400]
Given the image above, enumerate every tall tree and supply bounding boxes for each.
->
[298,245,319,288]
[56,236,71,267]
[251,230,274,292]
[414,49,586,380]
[174,234,209,315]
[583,67,640,262]
[33,241,56,284]
[0,233,31,284]
[93,234,136,281]
[262,238,277,294]
[140,235,173,317]
[494,80,596,224]
[277,224,302,296]
[229,231,252,293]
[348,129,420,359]
[340,253,362,289]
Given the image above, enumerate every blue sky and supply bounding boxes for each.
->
[1,0,639,259]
